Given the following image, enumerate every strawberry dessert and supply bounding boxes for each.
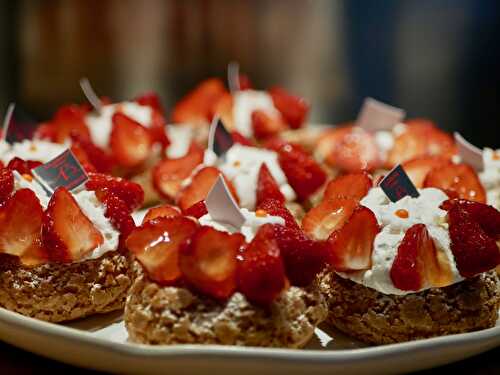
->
[303,172,500,344]
[124,192,328,347]
[0,162,142,322]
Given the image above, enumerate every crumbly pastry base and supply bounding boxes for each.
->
[0,251,132,323]
[125,262,328,348]
[319,271,500,345]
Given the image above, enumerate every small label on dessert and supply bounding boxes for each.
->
[454,132,483,171]
[227,61,241,93]
[205,175,245,228]
[208,117,234,159]
[32,149,89,193]
[380,164,419,202]
[79,77,103,113]
[2,103,39,143]
[356,98,406,132]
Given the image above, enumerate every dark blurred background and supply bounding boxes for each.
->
[0,0,499,147]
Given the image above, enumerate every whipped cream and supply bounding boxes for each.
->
[85,102,152,149]
[0,139,67,165]
[12,172,119,261]
[165,124,194,159]
[232,90,281,138]
[337,187,462,295]
[202,144,296,210]
[479,148,500,209]
[199,208,285,242]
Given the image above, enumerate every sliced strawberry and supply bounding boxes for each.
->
[0,189,47,265]
[142,204,181,224]
[327,206,379,271]
[323,172,372,202]
[238,75,253,90]
[149,110,170,151]
[86,172,144,211]
[256,198,300,231]
[135,91,165,115]
[70,142,97,173]
[0,168,14,206]
[100,193,136,249]
[447,205,500,277]
[263,136,289,152]
[152,143,204,200]
[34,122,57,142]
[390,224,453,291]
[70,133,114,174]
[441,199,500,240]
[331,128,381,172]
[126,217,198,284]
[251,110,287,140]
[42,187,104,262]
[402,156,450,188]
[424,163,486,203]
[275,142,326,200]
[315,125,353,166]
[179,226,244,299]
[110,112,152,168]
[302,197,358,241]
[212,93,234,129]
[256,163,285,207]
[183,200,208,219]
[269,86,309,129]
[236,224,286,305]
[231,131,253,146]
[50,104,90,143]
[272,224,328,286]
[7,157,42,176]
[171,78,227,125]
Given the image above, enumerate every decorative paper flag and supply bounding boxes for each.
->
[79,77,103,113]
[454,132,483,171]
[208,117,234,158]
[205,175,245,229]
[2,103,39,144]
[356,97,406,132]
[379,164,419,202]
[227,61,240,93]
[32,149,89,193]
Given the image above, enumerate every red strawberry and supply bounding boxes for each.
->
[110,112,152,167]
[256,163,285,206]
[86,172,144,211]
[269,86,309,129]
[51,104,90,143]
[231,131,253,146]
[263,136,289,152]
[251,110,287,140]
[236,224,286,305]
[70,142,97,173]
[183,200,208,219]
[302,197,358,241]
[179,226,244,299]
[142,204,181,224]
[331,128,381,172]
[238,75,253,90]
[272,224,328,286]
[42,187,104,262]
[390,224,453,291]
[275,142,326,200]
[149,110,170,151]
[212,93,234,129]
[327,206,379,271]
[34,122,57,142]
[70,133,114,174]
[100,193,136,249]
[0,189,47,265]
[256,198,300,230]
[424,163,486,203]
[152,143,204,200]
[0,168,14,206]
[323,172,372,202]
[402,156,450,188]
[7,157,42,176]
[315,125,353,167]
[126,217,198,284]
[447,205,500,277]
[135,91,165,115]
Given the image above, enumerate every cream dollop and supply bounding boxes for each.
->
[479,148,500,209]
[0,139,68,165]
[165,124,195,159]
[199,208,285,242]
[337,187,462,295]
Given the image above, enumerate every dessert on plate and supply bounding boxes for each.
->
[303,172,500,345]
[0,160,142,322]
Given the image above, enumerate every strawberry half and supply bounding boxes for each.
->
[331,128,381,172]
[257,198,300,230]
[142,204,181,224]
[269,86,309,129]
[251,110,287,140]
[70,133,114,174]
[390,224,453,291]
[256,163,285,207]
[302,197,358,241]
[447,205,500,278]
[126,217,198,285]
[231,131,253,146]
[110,112,152,168]
[70,142,97,173]
[424,163,486,203]
[0,168,14,206]
[327,206,379,271]
[7,157,42,176]
[152,143,204,201]
[236,224,286,305]
[0,189,47,265]
[42,187,104,262]
[183,200,208,219]
[402,156,450,188]
[179,226,245,300]
[323,172,372,202]
[51,104,90,143]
